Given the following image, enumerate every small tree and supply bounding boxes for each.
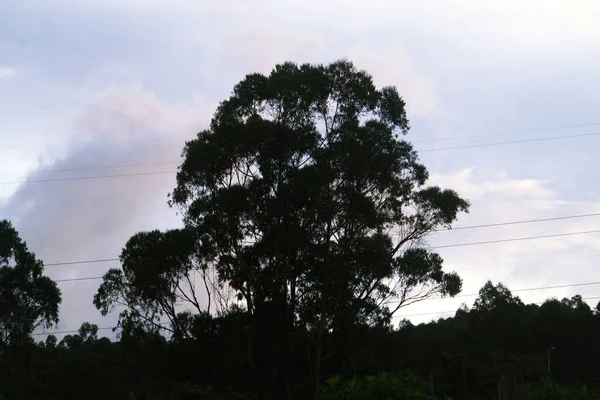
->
[94,228,232,338]
[0,220,61,346]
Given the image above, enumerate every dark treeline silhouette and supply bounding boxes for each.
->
[1,60,597,399]
[1,283,599,399]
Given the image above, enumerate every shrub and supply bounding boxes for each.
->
[528,378,594,400]
[322,371,444,400]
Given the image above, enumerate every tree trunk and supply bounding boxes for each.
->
[313,344,322,400]
[286,277,297,400]
[313,221,332,400]
[497,374,526,400]
[270,361,279,400]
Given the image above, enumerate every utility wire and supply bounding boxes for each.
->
[419,131,600,152]
[33,321,172,336]
[412,122,600,143]
[45,258,119,267]
[0,171,176,185]
[1,122,599,176]
[385,281,600,305]
[431,229,600,249]
[455,281,600,298]
[41,223,600,269]
[394,296,600,319]
[445,212,600,231]
[35,293,600,335]
[32,326,116,336]
[54,276,103,283]
[2,127,600,183]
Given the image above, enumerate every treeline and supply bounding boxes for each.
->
[0,282,598,399]
[1,60,597,399]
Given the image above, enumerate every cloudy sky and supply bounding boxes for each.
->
[1,0,600,334]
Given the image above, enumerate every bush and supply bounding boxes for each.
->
[322,371,444,400]
[528,378,595,400]
[149,382,249,400]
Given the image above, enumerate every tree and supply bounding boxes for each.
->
[166,59,469,399]
[473,281,523,313]
[94,228,233,338]
[0,220,61,345]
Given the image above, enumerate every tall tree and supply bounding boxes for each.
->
[167,59,469,399]
[0,220,61,345]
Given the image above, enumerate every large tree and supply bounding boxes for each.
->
[171,59,468,398]
[0,220,61,346]
[96,60,469,399]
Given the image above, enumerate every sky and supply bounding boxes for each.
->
[1,0,600,336]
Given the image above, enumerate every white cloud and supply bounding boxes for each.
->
[348,47,441,118]
[398,168,600,324]
[0,67,16,79]
[215,28,442,118]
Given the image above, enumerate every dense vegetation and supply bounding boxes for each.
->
[0,60,597,399]
[1,283,599,399]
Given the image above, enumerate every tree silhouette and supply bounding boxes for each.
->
[0,220,61,345]
[171,61,468,397]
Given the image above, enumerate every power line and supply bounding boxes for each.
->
[32,326,116,336]
[445,212,600,231]
[33,321,172,336]
[34,292,600,335]
[0,121,596,184]
[412,122,600,144]
[40,226,600,269]
[419,131,600,152]
[386,281,600,305]
[457,281,600,298]
[394,296,600,319]
[54,276,103,283]
[0,161,181,176]
[0,122,596,177]
[0,171,177,185]
[0,131,596,185]
[431,228,600,249]
[45,258,119,267]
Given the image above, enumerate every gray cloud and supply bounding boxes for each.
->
[398,168,600,324]
[1,84,214,334]
[3,0,600,332]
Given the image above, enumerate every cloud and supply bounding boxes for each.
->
[215,28,441,118]
[348,47,441,118]
[217,28,326,76]
[3,0,600,334]
[1,84,215,333]
[0,67,16,79]
[398,167,600,324]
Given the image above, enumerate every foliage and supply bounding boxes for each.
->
[169,58,468,336]
[150,382,249,400]
[322,371,440,400]
[0,220,61,345]
[528,378,595,400]
[0,283,598,399]
[94,228,232,338]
